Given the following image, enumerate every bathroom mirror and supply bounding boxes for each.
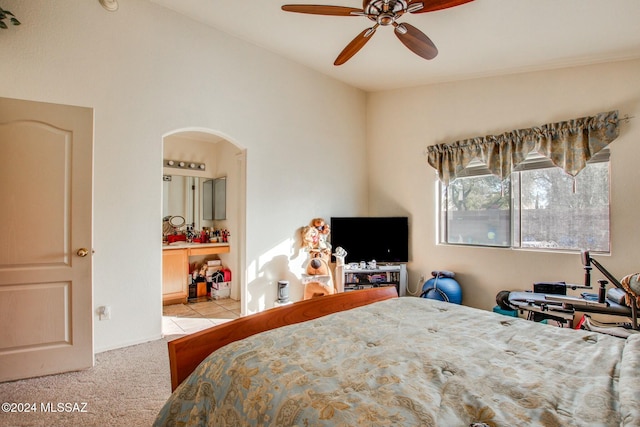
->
[163,175,226,231]
[202,177,226,220]
[213,177,226,220]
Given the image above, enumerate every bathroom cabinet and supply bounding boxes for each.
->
[162,243,230,305]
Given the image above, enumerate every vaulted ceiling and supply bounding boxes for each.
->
[150,0,640,92]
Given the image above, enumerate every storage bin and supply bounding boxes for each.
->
[211,281,231,291]
[196,281,207,297]
[211,288,231,300]
[492,305,518,317]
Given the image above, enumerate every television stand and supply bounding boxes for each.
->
[340,264,407,296]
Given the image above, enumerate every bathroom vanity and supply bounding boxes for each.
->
[162,243,230,305]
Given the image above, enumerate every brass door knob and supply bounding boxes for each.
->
[77,248,89,257]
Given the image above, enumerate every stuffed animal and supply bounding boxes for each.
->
[333,246,347,268]
[301,225,319,251]
[309,247,331,264]
[301,218,332,251]
[332,246,348,293]
[300,218,335,299]
[311,217,331,251]
[302,256,335,299]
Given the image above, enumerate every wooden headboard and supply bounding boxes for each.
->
[168,286,398,391]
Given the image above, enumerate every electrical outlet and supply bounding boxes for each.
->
[98,305,112,320]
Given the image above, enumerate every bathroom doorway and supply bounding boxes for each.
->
[161,130,246,335]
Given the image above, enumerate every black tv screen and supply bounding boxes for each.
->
[330,217,409,263]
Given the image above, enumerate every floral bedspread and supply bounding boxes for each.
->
[154,297,640,426]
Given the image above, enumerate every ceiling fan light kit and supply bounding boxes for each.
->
[281,0,474,65]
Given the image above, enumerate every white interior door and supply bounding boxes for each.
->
[0,97,93,382]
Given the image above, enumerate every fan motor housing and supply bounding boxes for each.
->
[364,0,407,25]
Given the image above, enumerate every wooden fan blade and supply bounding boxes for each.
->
[281,5,364,16]
[394,23,438,60]
[334,27,377,66]
[408,0,474,14]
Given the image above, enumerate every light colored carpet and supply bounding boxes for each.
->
[0,336,183,427]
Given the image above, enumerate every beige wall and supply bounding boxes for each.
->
[367,58,640,310]
[0,0,368,352]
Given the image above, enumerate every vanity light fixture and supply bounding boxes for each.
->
[164,159,206,171]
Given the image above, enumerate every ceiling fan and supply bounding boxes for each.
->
[281,0,474,65]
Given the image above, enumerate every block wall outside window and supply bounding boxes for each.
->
[439,161,610,253]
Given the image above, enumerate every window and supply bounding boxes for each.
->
[439,153,610,252]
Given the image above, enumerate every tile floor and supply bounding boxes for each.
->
[162,297,242,336]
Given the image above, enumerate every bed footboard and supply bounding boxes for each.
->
[168,286,398,390]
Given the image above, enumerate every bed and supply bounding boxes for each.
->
[155,287,640,426]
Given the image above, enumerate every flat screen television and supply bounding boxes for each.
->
[330,217,409,263]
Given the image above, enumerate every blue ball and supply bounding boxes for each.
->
[421,277,462,304]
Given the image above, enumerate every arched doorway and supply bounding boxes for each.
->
[160,130,246,334]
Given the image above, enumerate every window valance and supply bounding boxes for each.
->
[426,110,620,186]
